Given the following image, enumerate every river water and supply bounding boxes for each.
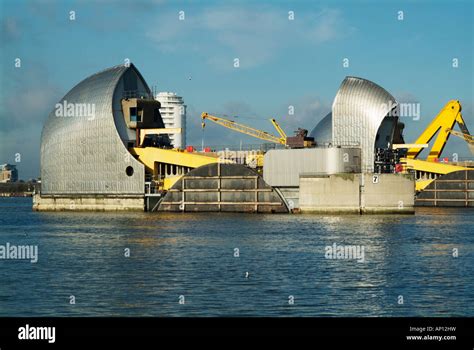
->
[0,197,472,316]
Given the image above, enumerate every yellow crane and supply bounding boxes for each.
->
[406,100,471,161]
[270,118,287,142]
[446,129,474,154]
[201,112,287,145]
[399,100,473,191]
[447,128,474,144]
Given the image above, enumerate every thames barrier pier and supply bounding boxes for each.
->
[33,64,473,213]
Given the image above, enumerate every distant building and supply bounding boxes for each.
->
[156,92,186,149]
[0,164,18,183]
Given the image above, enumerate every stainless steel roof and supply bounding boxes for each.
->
[40,64,147,195]
[332,77,397,172]
[309,112,333,145]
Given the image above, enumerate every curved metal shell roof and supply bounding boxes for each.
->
[309,112,333,145]
[40,64,147,195]
[332,76,397,172]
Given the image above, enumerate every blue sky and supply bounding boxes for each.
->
[1,0,473,179]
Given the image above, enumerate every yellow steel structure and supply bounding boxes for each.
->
[270,118,287,140]
[402,158,468,191]
[406,100,471,161]
[400,100,473,191]
[131,147,220,169]
[446,128,474,155]
[447,128,474,144]
[130,147,222,190]
[201,112,287,145]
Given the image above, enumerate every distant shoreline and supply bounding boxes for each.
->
[0,193,33,197]
[0,182,37,198]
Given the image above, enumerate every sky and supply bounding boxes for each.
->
[0,0,473,180]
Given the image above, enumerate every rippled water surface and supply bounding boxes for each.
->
[0,198,472,316]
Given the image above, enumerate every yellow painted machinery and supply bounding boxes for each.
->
[200,112,288,170]
[200,112,316,170]
[201,112,287,145]
[447,128,474,153]
[131,147,222,190]
[398,100,473,191]
[201,112,316,149]
[120,98,229,191]
[405,100,471,160]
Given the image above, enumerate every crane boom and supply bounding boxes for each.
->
[399,100,473,192]
[201,112,286,145]
[447,129,474,145]
[407,100,472,160]
[270,118,287,140]
[447,129,474,154]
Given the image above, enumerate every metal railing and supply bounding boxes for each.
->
[122,90,153,100]
[144,181,161,195]
[194,141,361,152]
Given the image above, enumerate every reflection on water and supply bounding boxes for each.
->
[0,198,472,316]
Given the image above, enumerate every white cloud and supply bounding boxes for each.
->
[279,95,331,133]
[147,6,353,69]
[304,8,347,43]
[186,100,262,147]
[0,64,62,179]
[1,17,21,43]
[2,67,62,131]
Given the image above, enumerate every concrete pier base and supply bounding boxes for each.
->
[299,173,415,214]
[32,194,144,211]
